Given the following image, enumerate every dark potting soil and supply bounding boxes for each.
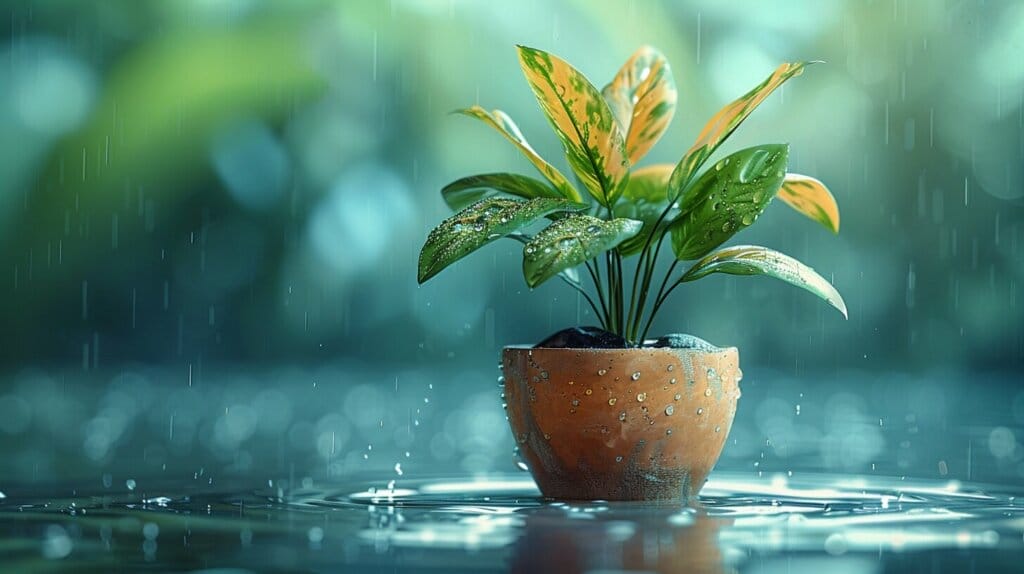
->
[533,327,720,351]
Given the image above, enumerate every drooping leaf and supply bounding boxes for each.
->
[522,215,642,288]
[516,45,629,207]
[441,173,564,211]
[418,197,588,283]
[456,106,581,202]
[506,232,581,286]
[778,173,840,233]
[602,46,677,164]
[681,245,847,318]
[670,144,789,260]
[668,62,812,199]
[615,164,676,256]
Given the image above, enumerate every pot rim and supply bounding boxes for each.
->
[503,344,738,354]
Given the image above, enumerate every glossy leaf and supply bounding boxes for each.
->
[522,215,642,288]
[615,164,675,256]
[681,245,847,318]
[778,173,840,233]
[418,197,587,284]
[506,233,582,287]
[517,45,629,207]
[670,144,789,260]
[602,46,677,164]
[456,106,581,202]
[668,62,811,199]
[441,173,563,211]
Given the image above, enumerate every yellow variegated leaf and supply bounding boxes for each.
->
[516,45,629,208]
[457,106,582,202]
[602,46,677,164]
[778,173,840,233]
[668,62,813,199]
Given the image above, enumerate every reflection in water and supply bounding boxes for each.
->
[0,472,1021,572]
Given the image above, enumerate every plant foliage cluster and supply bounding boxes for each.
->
[419,45,846,345]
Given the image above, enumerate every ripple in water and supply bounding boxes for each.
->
[0,472,1021,572]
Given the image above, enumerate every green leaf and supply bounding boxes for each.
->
[506,233,581,286]
[441,173,564,211]
[615,164,675,256]
[456,106,582,202]
[418,197,587,284]
[670,144,789,260]
[668,62,812,199]
[778,173,840,233]
[602,46,677,164]
[517,45,629,207]
[681,245,847,318]
[522,215,642,288]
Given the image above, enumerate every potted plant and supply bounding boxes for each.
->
[418,45,846,501]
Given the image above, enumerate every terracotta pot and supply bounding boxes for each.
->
[502,344,741,502]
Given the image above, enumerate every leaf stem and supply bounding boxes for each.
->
[585,260,610,329]
[639,262,685,342]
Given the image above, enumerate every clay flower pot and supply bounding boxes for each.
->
[502,344,741,502]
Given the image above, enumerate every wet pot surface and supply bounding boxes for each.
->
[502,345,741,501]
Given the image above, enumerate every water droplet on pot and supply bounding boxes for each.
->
[585,388,592,395]
[636,393,647,402]
[618,412,627,421]
[664,405,675,416]
[667,364,674,372]
[670,378,677,384]
[704,388,712,397]
[674,393,682,400]
[714,426,721,433]
[571,399,580,406]
[630,371,641,381]
[540,371,549,379]
[597,369,607,376]
[615,456,623,463]
[697,407,704,415]
[666,429,673,435]
[608,398,617,406]
[516,461,529,471]
[544,433,551,440]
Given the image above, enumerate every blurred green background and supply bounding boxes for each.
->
[0,0,1021,486]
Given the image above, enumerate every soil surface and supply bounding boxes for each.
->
[533,327,720,350]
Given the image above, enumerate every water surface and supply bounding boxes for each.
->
[2,472,1021,572]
